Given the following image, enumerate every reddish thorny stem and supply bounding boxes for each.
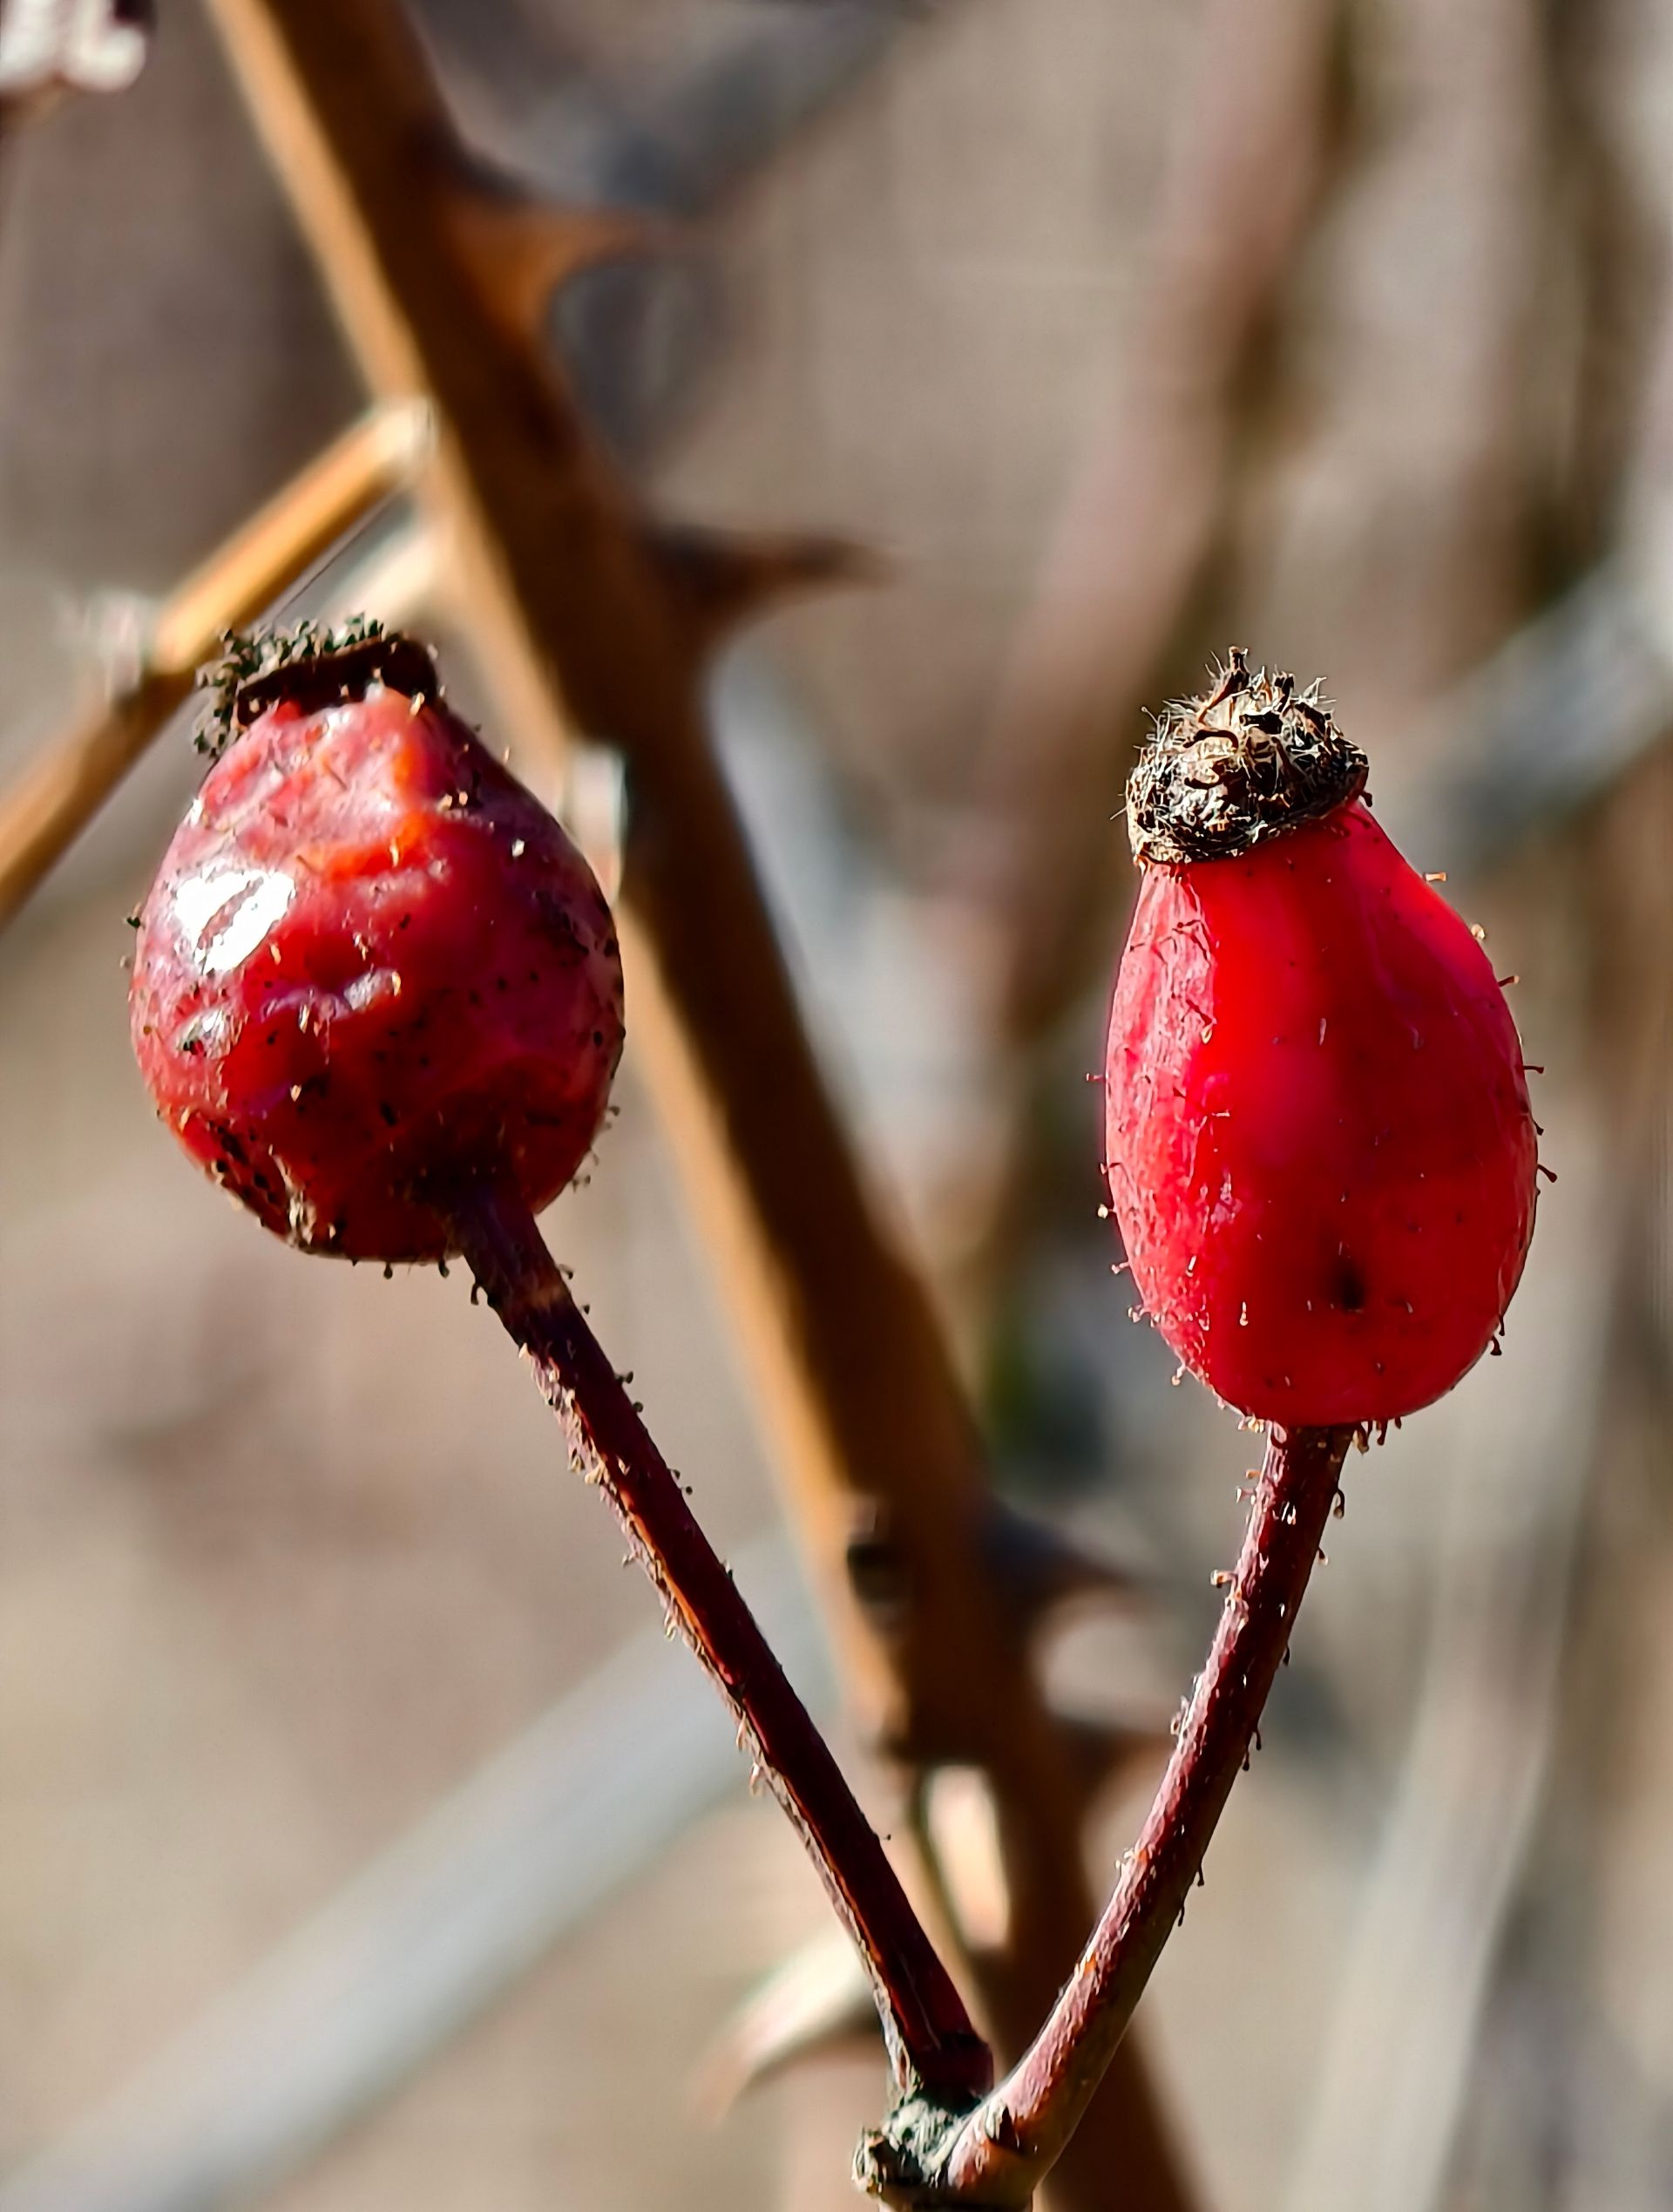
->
[450,1177,992,2108]
[460,1166,1352,2199]
[858,1422,1355,2206]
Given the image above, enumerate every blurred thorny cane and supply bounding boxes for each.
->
[0,3,1195,2207]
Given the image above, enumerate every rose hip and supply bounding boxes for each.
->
[130,628,624,1262]
[124,628,986,2104]
[1104,651,1538,1427]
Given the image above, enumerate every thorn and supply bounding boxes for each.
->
[1209,1569,1234,1588]
[1537,1163,1558,1183]
[690,1927,876,2118]
[1495,974,1519,988]
[443,168,677,336]
[1424,870,1447,882]
[648,520,880,650]
[1055,1712,1172,1799]
[984,1503,1139,1626]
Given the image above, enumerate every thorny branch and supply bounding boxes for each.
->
[190,4,1194,2206]
[857,1425,1356,2208]
[450,1177,992,2110]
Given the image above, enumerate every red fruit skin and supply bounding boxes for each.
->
[131,682,624,1263]
[1104,801,1538,1427]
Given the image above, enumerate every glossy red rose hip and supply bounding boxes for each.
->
[131,632,624,1263]
[1104,654,1538,1427]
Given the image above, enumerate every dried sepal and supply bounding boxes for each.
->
[193,615,417,757]
[1126,647,1368,867]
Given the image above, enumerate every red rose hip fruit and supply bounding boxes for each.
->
[131,628,624,1263]
[1104,652,1538,1428]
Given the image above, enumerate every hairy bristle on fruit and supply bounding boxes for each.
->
[1126,648,1369,867]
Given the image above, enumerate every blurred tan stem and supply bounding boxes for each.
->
[197,2,1195,2206]
[0,400,425,929]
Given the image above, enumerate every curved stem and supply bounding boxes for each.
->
[450,1177,992,2108]
[859,1422,1354,2205]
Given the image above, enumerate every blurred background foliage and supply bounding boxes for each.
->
[0,3,1669,2210]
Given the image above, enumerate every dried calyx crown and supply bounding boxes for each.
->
[195,617,438,758]
[1126,648,1368,866]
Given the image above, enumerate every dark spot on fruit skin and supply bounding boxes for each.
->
[1333,1256,1367,1312]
